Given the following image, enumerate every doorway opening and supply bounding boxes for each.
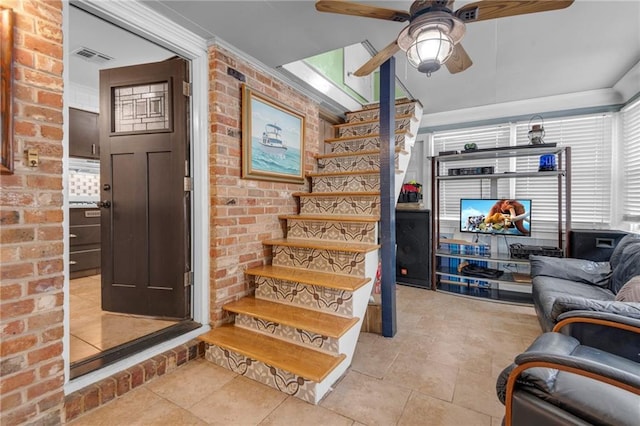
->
[67,5,199,379]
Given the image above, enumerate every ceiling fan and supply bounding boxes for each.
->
[315,0,574,76]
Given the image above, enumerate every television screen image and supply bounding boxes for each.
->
[460,199,532,236]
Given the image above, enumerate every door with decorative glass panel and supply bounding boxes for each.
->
[99,57,191,318]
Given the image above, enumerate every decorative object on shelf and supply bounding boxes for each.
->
[463,142,477,151]
[241,84,305,184]
[538,153,557,171]
[398,180,422,203]
[527,115,546,145]
[1,7,14,175]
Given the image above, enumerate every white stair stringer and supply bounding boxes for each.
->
[200,100,422,405]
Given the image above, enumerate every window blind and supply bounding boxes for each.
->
[515,114,613,230]
[622,98,640,222]
[431,113,614,231]
[433,124,511,221]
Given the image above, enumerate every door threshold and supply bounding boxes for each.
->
[70,320,201,380]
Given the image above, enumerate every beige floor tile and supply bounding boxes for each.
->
[147,359,237,409]
[452,370,505,418]
[384,352,459,402]
[69,335,100,363]
[351,332,403,379]
[398,391,491,426]
[259,396,353,426]
[189,376,287,425]
[321,371,411,426]
[492,416,504,426]
[69,388,163,425]
[129,400,208,426]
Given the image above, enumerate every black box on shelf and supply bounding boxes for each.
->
[448,166,494,176]
[509,243,563,259]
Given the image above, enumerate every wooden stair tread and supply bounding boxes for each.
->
[246,265,370,291]
[332,112,416,129]
[293,191,380,197]
[324,129,411,143]
[315,147,405,159]
[199,325,345,382]
[345,99,417,116]
[264,238,379,253]
[224,297,359,338]
[279,214,379,222]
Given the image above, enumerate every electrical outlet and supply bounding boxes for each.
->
[227,67,246,82]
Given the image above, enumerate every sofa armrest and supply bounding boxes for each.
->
[502,342,640,426]
[530,255,611,286]
[553,309,640,361]
[551,296,640,321]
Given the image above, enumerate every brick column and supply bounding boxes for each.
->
[0,1,65,425]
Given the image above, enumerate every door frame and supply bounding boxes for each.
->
[62,0,210,393]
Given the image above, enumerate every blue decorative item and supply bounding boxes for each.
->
[539,154,557,171]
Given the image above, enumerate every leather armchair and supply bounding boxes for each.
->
[496,313,640,426]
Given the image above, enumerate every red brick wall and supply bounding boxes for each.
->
[208,46,321,325]
[0,0,65,425]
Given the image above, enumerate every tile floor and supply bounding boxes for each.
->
[68,285,542,425]
[70,275,179,363]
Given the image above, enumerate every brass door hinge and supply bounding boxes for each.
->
[184,271,194,287]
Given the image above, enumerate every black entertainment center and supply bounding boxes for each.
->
[431,145,571,304]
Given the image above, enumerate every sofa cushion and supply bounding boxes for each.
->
[609,241,640,294]
[532,276,615,331]
[530,255,611,287]
[609,233,640,270]
[615,276,640,302]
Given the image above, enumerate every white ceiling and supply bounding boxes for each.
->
[72,1,640,116]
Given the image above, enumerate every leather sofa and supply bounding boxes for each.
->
[530,233,640,333]
[496,312,640,426]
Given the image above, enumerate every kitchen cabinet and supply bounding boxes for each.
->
[69,208,101,278]
[69,107,99,159]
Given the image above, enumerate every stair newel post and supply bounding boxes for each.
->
[379,58,397,338]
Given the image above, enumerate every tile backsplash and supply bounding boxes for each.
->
[69,159,100,200]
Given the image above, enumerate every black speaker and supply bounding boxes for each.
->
[396,209,431,288]
[568,229,629,262]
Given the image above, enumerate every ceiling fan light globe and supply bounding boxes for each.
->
[406,28,453,74]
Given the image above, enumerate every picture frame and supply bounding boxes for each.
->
[241,84,305,184]
[1,7,14,175]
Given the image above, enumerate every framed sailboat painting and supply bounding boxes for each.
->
[241,84,305,184]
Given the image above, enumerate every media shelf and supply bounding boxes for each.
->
[430,146,571,304]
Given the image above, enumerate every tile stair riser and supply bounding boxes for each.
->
[254,276,355,317]
[337,117,414,138]
[298,195,380,217]
[317,153,400,173]
[233,313,340,355]
[311,174,380,193]
[286,219,378,244]
[329,134,407,154]
[205,344,318,404]
[272,245,369,277]
[345,103,417,123]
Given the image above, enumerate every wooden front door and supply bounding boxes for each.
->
[99,57,191,319]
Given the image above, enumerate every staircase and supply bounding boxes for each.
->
[199,99,422,404]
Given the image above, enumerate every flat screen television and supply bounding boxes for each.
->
[460,198,532,236]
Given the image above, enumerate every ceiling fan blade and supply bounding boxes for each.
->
[315,1,410,22]
[353,40,401,77]
[456,0,574,22]
[445,43,473,74]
